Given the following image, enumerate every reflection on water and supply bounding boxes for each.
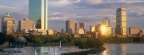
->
[95,44,144,55]
[7,44,144,55]
[9,46,88,55]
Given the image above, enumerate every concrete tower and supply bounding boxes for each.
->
[115,8,127,35]
[29,0,48,30]
[66,20,75,34]
[75,22,80,33]
[1,12,14,35]
[75,22,86,33]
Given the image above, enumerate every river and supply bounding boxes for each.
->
[92,43,144,55]
[5,44,144,55]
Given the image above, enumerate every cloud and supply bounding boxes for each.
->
[48,0,144,8]
[80,0,103,5]
[0,6,17,9]
[48,0,80,7]
[49,12,81,20]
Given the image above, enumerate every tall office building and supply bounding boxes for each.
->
[102,17,113,36]
[115,8,127,35]
[75,22,86,33]
[80,23,86,31]
[19,18,35,32]
[1,12,14,35]
[29,0,48,30]
[90,25,96,33]
[75,22,80,32]
[66,20,75,34]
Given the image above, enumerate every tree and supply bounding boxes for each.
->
[7,34,15,44]
[0,33,6,45]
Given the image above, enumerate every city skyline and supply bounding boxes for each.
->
[0,0,144,31]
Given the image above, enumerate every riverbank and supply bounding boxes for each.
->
[61,47,106,55]
[106,42,144,44]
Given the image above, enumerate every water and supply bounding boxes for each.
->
[8,46,87,55]
[92,43,144,55]
[6,44,144,55]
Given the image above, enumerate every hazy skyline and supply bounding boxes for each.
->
[0,0,144,31]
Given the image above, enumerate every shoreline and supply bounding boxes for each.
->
[61,47,106,55]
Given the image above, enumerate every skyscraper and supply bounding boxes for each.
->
[80,23,86,31]
[115,8,127,35]
[75,22,80,33]
[29,0,48,30]
[102,17,113,36]
[66,20,75,34]
[1,12,14,35]
[75,22,86,33]
[90,25,96,33]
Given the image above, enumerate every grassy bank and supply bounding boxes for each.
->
[61,47,106,55]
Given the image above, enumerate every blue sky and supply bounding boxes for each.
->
[0,0,144,31]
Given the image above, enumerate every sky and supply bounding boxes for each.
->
[0,0,144,32]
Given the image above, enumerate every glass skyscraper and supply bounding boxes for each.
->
[29,0,48,30]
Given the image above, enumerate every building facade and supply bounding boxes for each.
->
[29,0,48,30]
[19,18,35,32]
[75,22,86,33]
[66,20,75,34]
[102,17,113,36]
[129,27,139,35]
[115,8,127,35]
[90,25,96,33]
[1,13,14,35]
[75,22,80,33]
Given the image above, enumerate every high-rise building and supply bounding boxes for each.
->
[19,18,35,32]
[129,27,139,35]
[90,26,96,33]
[66,20,75,34]
[75,22,80,33]
[115,8,127,35]
[80,23,86,31]
[102,17,113,36]
[95,24,102,36]
[1,12,14,35]
[75,22,86,33]
[29,0,48,30]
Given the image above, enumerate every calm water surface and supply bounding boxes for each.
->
[92,44,144,55]
[8,44,144,55]
[9,46,87,55]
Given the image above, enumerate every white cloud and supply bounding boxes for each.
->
[81,0,103,4]
[48,0,80,7]
[79,0,144,5]
[49,12,81,20]
[0,6,17,9]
